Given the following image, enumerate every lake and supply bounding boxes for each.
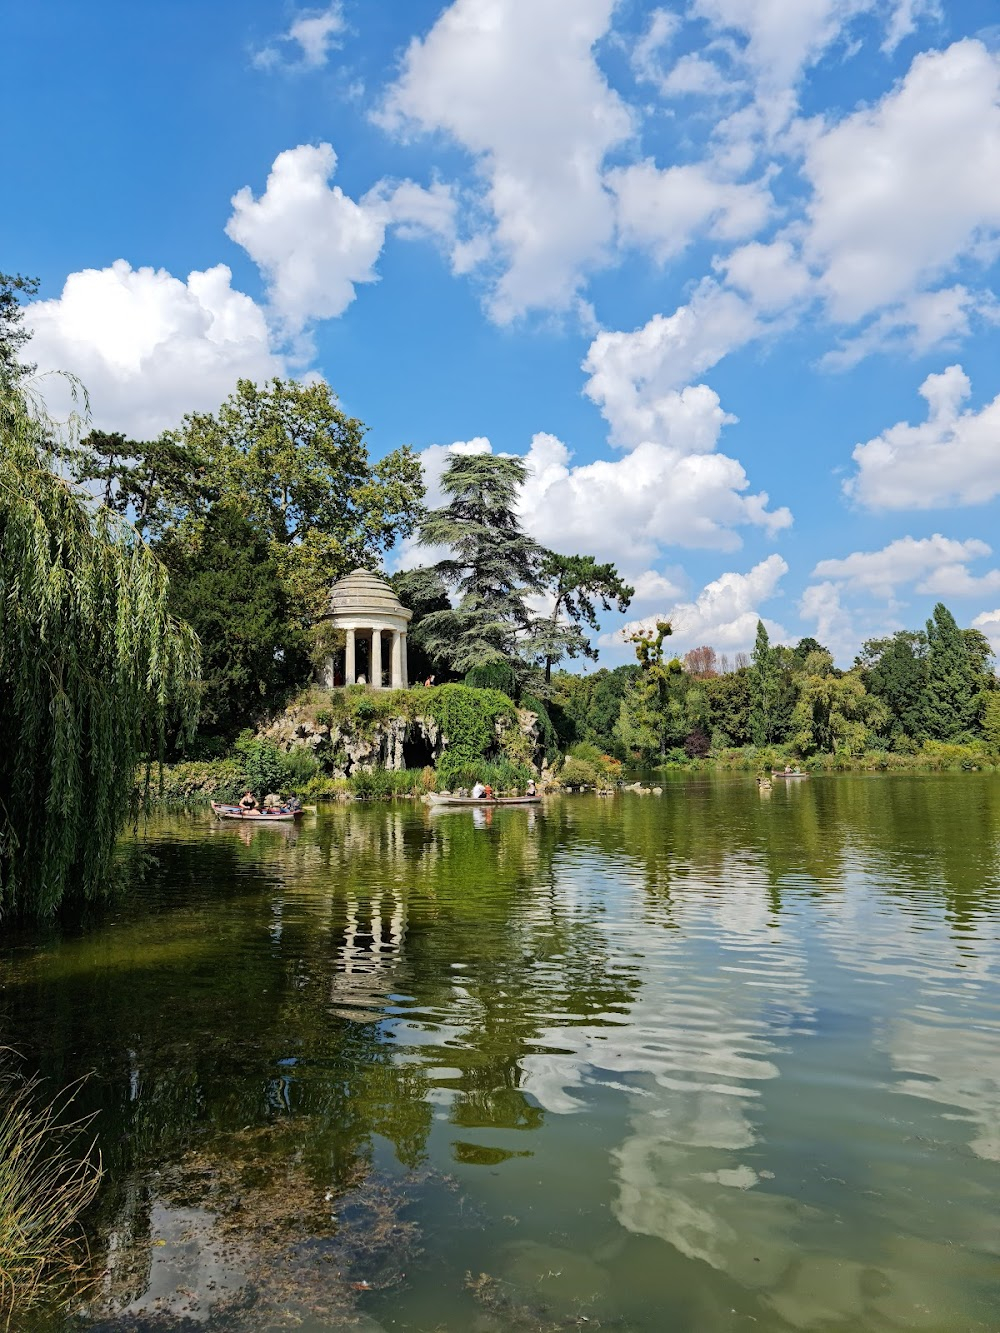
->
[3,774,999,1331]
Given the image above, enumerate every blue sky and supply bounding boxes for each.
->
[6,0,1000,666]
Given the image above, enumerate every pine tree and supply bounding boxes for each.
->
[416,453,543,675]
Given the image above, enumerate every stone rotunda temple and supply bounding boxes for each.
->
[322,569,412,689]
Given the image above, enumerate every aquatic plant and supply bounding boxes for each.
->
[0,1056,102,1328]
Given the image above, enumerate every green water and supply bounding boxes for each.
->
[3,775,1000,1331]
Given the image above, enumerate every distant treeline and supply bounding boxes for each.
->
[546,606,1000,763]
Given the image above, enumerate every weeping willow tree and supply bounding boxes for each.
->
[0,380,199,918]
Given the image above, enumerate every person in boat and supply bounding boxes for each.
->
[238,790,258,812]
[471,780,485,799]
[526,778,537,797]
[483,782,493,800]
[286,794,302,812]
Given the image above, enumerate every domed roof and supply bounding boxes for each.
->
[328,568,412,621]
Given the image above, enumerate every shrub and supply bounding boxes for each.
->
[232,733,291,799]
[284,746,322,786]
[465,661,518,699]
[560,756,601,789]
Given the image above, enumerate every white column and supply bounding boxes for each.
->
[391,630,403,688]
[345,628,356,685]
[400,632,409,688]
[371,627,383,689]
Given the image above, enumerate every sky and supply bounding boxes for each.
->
[5,0,1000,667]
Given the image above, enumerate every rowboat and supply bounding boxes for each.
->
[426,793,542,807]
[771,770,808,779]
[211,801,303,822]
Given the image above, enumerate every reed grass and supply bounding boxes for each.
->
[0,1054,102,1330]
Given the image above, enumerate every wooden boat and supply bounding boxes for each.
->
[426,793,542,807]
[211,801,303,822]
[771,770,808,779]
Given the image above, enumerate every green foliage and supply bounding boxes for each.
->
[348,768,428,799]
[159,504,306,738]
[416,452,543,676]
[465,660,519,698]
[923,603,981,740]
[981,693,1000,753]
[520,693,560,762]
[859,630,930,743]
[559,756,602,788]
[0,381,199,917]
[426,684,519,788]
[0,271,39,385]
[232,734,291,800]
[749,620,780,746]
[528,553,633,683]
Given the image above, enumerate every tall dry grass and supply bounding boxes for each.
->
[0,1054,102,1330]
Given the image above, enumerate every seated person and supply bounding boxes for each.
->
[238,790,258,811]
[286,794,302,812]
[526,778,537,796]
[471,780,485,799]
[483,783,493,800]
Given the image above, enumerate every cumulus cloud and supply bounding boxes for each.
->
[972,608,1000,656]
[377,0,632,322]
[610,161,773,263]
[716,238,813,314]
[882,0,942,55]
[399,430,790,576]
[226,144,385,331]
[812,533,1000,598]
[583,284,762,448]
[607,555,790,654]
[226,143,454,334]
[845,365,1000,509]
[25,260,285,436]
[253,5,344,71]
[822,286,1000,370]
[804,40,1000,323]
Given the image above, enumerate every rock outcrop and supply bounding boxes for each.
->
[259,698,542,777]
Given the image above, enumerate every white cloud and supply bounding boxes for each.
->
[822,286,1000,370]
[401,430,790,575]
[226,144,385,332]
[972,608,1000,656]
[804,40,1000,323]
[518,432,791,560]
[882,0,941,55]
[583,284,762,448]
[631,7,681,87]
[691,0,877,121]
[716,238,813,313]
[226,143,454,335]
[630,569,686,605]
[25,260,285,436]
[607,555,790,653]
[253,5,344,71]
[377,0,632,322]
[845,365,1000,509]
[798,580,853,651]
[610,161,773,263]
[812,533,997,598]
[661,53,733,97]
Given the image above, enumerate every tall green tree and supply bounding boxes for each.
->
[925,603,979,740]
[0,382,199,917]
[0,271,39,385]
[749,620,780,746]
[858,631,929,743]
[416,453,543,675]
[158,505,306,737]
[72,429,209,534]
[529,554,633,685]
